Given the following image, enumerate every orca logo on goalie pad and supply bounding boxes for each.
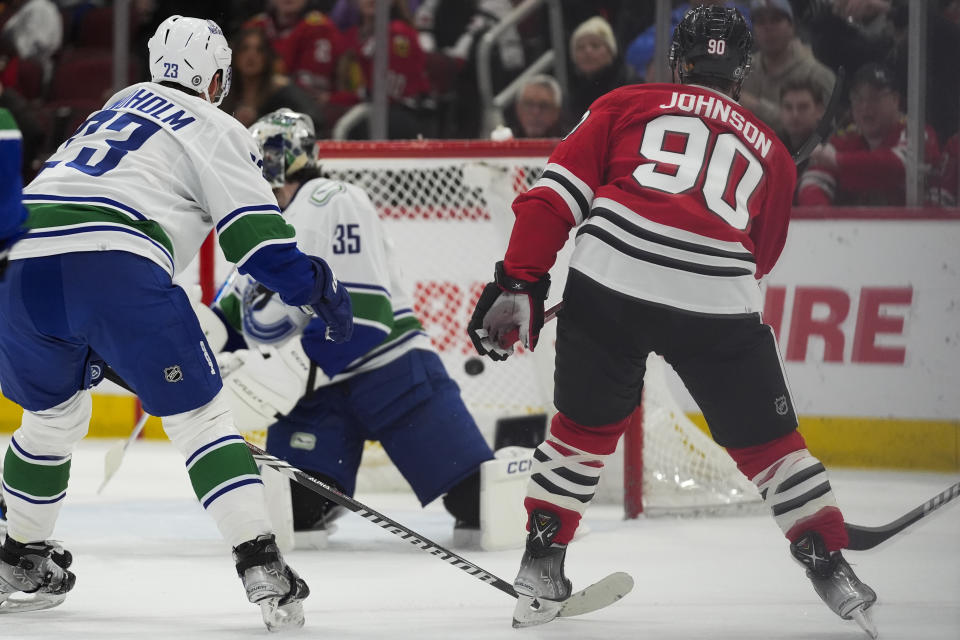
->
[290,432,316,451]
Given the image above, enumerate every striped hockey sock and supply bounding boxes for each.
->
[2,436,72,543]
[524,411,627,545]
[525,436,604,545]
[163,391,272,547]
[728,431,848,551]
[1,391,91,543]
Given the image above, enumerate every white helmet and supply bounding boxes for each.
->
[147,16,232,107]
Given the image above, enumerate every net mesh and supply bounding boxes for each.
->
[259,141,764,514]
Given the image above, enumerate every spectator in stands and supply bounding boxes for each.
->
[339,0,432,139]
[412,0,524,74]
[799,0,894,76]
[244,0,347,108]
[410,0,525,138]
[797,63,941,206]
[220,28,324,131]
[778,76,826,158]
[625,1,750,82]
[506,74,566,139]
[739,0,834,132]
[0,0,62,83]
[887,2,960,145]
[568,16,632,118]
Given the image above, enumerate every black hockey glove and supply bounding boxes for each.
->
[467,261,550,361]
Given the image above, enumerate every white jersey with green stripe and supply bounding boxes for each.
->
[216,177,432,386]
[14,82,293,276]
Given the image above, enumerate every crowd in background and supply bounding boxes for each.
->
[1,0,958,206]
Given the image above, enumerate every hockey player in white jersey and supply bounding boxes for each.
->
[0,17,353,630]
[203,109,494,546]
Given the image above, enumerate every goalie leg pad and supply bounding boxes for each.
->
[728,430,848,551]
[346,350,494,506]
[2,391,91,543]
[163,389,272,547]
[476,449,534,551]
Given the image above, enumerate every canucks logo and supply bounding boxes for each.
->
[240,279,311,345]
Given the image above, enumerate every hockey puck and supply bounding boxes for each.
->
[464,357,485,376]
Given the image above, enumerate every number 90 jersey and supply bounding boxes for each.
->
[511,83,796,316]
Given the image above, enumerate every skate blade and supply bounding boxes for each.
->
[259,597,305,632]
[512,595,562,628]
[850,604,879,639]
[0,591,67,614]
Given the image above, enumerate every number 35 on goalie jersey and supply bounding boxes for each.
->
[521,84,796,315]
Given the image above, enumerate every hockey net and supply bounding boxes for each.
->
[246,139,762,516]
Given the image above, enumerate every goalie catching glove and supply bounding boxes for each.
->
[467,261,550,361]
[218,338,325,431]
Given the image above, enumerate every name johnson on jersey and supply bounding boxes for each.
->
[659,91,773,158]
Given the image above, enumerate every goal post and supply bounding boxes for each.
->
[204,138,762,517]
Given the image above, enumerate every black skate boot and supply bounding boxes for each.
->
[511,510,572,628]
[233,534,310,632]
[0,536,76,613]
[791,532,878,639]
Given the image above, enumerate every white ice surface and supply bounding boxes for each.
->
[1,438,958,640]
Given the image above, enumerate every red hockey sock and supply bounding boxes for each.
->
[727,430,849,552]
[522,412,630,544]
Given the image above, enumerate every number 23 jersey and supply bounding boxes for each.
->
[511,83,796,315]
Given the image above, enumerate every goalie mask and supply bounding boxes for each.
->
[669,5,753,100]
[249,109,318,188]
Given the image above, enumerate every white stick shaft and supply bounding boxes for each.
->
[97,412,149,494]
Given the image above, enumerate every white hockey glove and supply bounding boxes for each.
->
[219,338,325,431]
[467,261,550,361]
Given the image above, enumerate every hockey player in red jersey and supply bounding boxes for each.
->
[468,6,878,637]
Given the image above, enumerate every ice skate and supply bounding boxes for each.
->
[511,510,572,628]
[0,536,76,613]
[791,532,878,639]
[233,534,310,632]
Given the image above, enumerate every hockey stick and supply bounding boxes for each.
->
[248,442,518,596]
[247,442,633,616]
[844,480,960,551]
[98,365,632,614]
[97,411,149,494]
[791,66,846,166]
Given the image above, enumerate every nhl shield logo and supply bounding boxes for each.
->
[775,395,789,416]
[164,365,183,383]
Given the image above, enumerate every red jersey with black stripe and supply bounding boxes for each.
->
[343,20,430,102]
[244,11,345,92]
[505,83,795,315]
